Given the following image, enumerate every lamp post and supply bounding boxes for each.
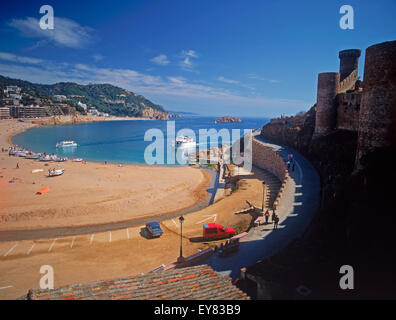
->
[177,215,185,263]
[261,182,266,212]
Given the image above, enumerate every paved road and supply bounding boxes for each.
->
[201,136,320,279]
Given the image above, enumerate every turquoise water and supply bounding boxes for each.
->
[12,116,269,164]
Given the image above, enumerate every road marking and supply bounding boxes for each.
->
[171,219,178,227]
[196,214,217,224]
[126,228,130,240]
[70,237,75,248]
[90,234,94,245]
[0,286,13,291]
[3,243,18,257]
[48,239,57,252]
[109,232,112,243]
[27,243,35,255]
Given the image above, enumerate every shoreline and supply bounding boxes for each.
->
[0,116,213,233]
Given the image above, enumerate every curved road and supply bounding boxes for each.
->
[201,136,320,279]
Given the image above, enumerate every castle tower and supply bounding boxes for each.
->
[355,41,396,170]
[339,49,361,81]
[314,72,340,136]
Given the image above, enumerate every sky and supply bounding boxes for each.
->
[0,0,395,117]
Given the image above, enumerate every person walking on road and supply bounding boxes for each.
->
[265,210,270,224]
[273,215,279,230]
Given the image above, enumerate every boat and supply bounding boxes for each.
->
[26,153,41,160]
[56,141,78,148]
[48,169,64,177]
[55,157,68,162]
[173,136,196,148]
[72,158,83,162]
[39,155,52,162]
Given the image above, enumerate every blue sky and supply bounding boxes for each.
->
[0,0,395,117]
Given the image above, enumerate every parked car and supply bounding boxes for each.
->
[145,221,163,238]
[203,223,235,240]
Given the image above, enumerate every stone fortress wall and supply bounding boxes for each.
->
[314,41,396,169]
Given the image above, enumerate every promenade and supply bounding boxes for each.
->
[202,136,320,279]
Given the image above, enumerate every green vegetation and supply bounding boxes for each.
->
[0,75,167,117]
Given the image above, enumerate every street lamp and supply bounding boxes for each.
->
[177,215,185,263]
[261,182,266,212]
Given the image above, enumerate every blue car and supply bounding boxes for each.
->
[145,222,163,238]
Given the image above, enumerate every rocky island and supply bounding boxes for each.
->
[215,116,242,123]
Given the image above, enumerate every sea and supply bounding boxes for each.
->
[12,116,269,165]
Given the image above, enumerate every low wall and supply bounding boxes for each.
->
[251,138,290,210]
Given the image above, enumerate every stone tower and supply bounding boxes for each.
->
[355,41,396,170]
[314,72,340,136]
[339,49,361,81]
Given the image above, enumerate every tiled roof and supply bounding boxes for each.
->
[24,265,250,300]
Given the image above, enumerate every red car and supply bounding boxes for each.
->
[203,223,235,240]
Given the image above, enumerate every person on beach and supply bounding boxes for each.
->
[16,162,19,169]
[273,215,279,230]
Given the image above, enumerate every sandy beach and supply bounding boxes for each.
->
[0,117,210,231]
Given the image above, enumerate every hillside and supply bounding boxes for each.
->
[0,75,169,119]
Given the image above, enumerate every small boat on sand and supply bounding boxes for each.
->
[48,169,64,177]
[72,158,83,162]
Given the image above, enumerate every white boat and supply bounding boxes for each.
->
[174,136,196,148]
[56,141,78,148]
[40,155,52,162]
[48,169,64,177]
[72,158,83,162]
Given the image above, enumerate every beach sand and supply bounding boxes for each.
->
[0,118,209,231]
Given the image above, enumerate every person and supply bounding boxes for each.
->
[265,210,270,224]
[16,162,19,169]
[292,162,295,172]
[287,161,290,170]
[273,215,279,230]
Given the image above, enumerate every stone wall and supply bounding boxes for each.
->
[356,40,396,169]
[336,92,361,131]
[252,138,290,209]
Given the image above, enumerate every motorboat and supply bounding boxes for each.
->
[173,136,196,148]
[56,141,78,148]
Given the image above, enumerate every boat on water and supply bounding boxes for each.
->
[48,168,64,177]
[173,136,196,148]
[56,141,78,148]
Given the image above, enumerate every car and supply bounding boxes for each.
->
[203,223,236,240]
[145,221,163,238]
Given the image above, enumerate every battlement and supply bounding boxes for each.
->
[339,49,361,81]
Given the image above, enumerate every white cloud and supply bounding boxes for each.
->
[179,50,198,71]
[217,76,240,84]
[93,54,104,62]
[150,54,170,66]
[0,51,43,64]
[0,52,309,116]
[9,16,94,48]
[248,73,281,83]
